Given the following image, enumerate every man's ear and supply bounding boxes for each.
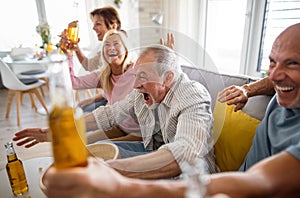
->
[163,71,174,86]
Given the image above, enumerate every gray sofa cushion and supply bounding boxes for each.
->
[181,65,272,120]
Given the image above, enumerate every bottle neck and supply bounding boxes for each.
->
[5,143,18,162]
[7,153,18,162]
[49,61,74,108]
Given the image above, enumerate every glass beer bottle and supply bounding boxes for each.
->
[59,21,79,52]
[5,142,28,196]
[48,60,87,169]
[67,20,79,45]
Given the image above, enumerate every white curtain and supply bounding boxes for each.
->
[163,0,209,69]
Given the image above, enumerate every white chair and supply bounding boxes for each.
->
[0,59,48,126]
[18,69,50,97]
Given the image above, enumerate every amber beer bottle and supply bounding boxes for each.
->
[5,142,28,196]
[48,60,87,169]
[67,20,79,45]
[59,20,79,52]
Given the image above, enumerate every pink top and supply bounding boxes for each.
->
[68,56,140,133]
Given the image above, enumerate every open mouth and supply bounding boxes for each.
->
[143,93,150,101]
[275,85,294,92]
[108,53,118,57]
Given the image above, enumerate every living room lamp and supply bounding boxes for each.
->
[152,13,163,25]
[152,0,163,25]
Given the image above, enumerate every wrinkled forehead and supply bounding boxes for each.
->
[134,62,157,74]
[134,53,159,74]
[134,61,164,83]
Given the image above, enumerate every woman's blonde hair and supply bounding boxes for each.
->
[100,30,132,93]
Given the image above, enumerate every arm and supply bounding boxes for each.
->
[68,56,100,90]
[108,134,142,142]
[207,151,300,198]
[65,43,100,72]
[73,45,87,66]
[217,76,275,111]
[43,151,300,198]
[44,157,186,198]
[107,149,181,179]
[77,93,106,109]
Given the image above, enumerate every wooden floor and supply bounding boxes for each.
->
[0,88,52,170]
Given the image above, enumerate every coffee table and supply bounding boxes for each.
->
[0,157,53,198]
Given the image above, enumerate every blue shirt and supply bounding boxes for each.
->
[239,95,300,171]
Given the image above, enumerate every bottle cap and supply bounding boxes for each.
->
[4,141,13,149]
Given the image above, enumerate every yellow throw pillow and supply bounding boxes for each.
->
[213,101,260,172]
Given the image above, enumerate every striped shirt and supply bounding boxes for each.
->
[93,73,219,173]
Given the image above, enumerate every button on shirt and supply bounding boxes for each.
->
[93,73,219,173]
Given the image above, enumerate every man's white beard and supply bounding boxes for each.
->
[147,95,160,110]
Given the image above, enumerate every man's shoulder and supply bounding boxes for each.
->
[165,74,211,108]
[176,74,210,98]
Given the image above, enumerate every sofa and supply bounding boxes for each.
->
[181,65,273,172]
[87,65,273,172]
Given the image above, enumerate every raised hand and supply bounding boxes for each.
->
[13,128,50,148]
[160,32,175,49]
[58,29,80,56]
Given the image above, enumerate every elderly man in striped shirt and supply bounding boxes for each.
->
[84,44,219,179]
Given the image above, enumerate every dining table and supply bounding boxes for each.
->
[0,156,53,198]
[2,55,51,74]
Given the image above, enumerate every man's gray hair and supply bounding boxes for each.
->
[139,45,182,81]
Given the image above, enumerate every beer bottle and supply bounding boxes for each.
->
[48,60,87,169]
[67,20,79,45]
[5,142,28,196]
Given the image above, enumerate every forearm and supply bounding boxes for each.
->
[117,178,186,198]
[84,113,99,132]
[74,46,87,68]
[94,93,105,102]
[110,134,142,142]
[243,76,275,97]
[108,149,181,179]
[207,172,269,198]
[208,152,300,198]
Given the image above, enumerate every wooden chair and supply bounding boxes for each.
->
[0,59,49,126]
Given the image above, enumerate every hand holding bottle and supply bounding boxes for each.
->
[58,20,80,54]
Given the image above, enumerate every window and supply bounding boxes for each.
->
[44,0,90,49]
[205,0,248,74]
[0,0,39,50]
[258,0,300,72]
[0,0,89,52]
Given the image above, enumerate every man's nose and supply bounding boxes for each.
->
[268,63,285,81]
[133,78,143,89]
